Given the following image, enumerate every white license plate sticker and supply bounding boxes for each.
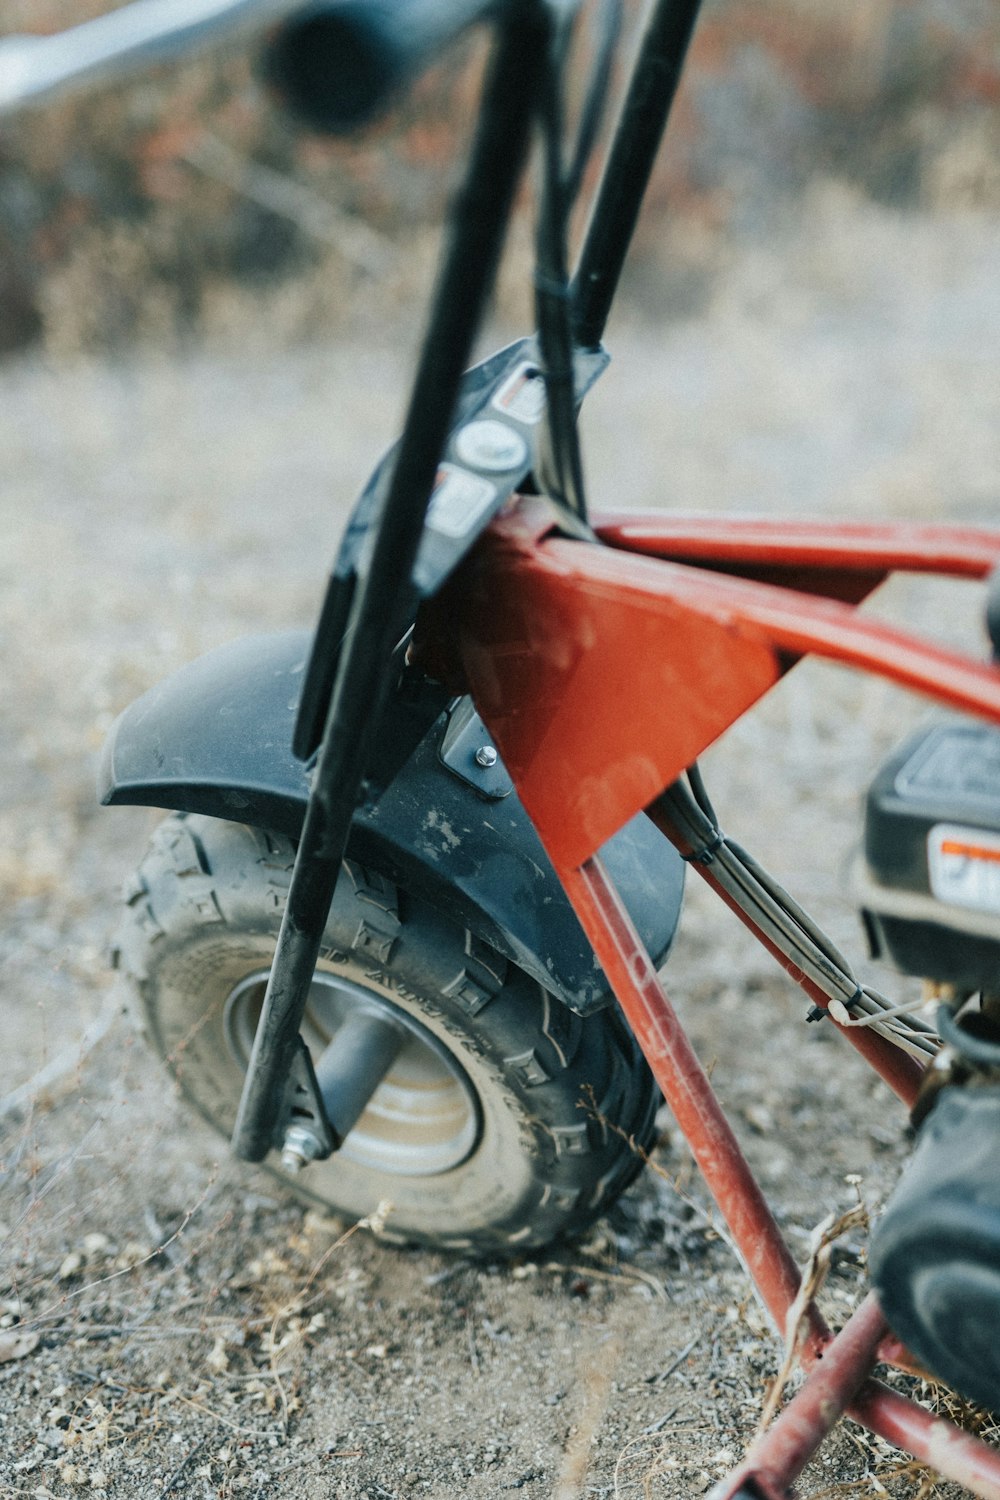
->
[426,464,497,539]
[928,823,1000,913]
[491,362,547,425]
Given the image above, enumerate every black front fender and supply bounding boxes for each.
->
[100,631,684,1015]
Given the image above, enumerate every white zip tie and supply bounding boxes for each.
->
[827,993,935,1030]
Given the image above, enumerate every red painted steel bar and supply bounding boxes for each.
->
[557,853,1000,1496]
[848,1382,1000,1500]
[562,854,828,1350]
[541,536,1000,731]
[711,1296,889,1500]
[454,502,1000,872]
[568,848,1000,1496]
[712,1295,1000,1500]
[592,512,1000,580]
[644,798,925,1110]
[875,1332,927,1374]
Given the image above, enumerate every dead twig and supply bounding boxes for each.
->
[23,1173,222,1331]
[542,1259,670,1303]
[181,132,397,274]
[555,1334,623,1500]
[647,1328,704,1385]
[641,1405,679,1436]
[578,1086,744,1271]
[159,1435,208,1497]
[161,1387,259,1436]
[466,1312,480,1374]
[0,991,120,1123]
[755,1202,868,1436]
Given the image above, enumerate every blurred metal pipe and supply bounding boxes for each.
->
[0,0,305,116]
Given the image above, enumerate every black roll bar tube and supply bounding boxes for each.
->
[570,0,704,350]
[231,0,554,1164]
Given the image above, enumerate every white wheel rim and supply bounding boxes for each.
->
[223,970,481,1177]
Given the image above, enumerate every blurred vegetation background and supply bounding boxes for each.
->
[0,0,997,357]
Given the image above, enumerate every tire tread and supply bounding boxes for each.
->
[120,812,659,1253]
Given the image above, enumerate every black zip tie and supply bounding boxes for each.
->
[681,833,724,865]
[806,987,864,1024]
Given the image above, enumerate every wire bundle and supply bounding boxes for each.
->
[657,770,939,1064]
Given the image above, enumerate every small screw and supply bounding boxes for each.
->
[475,745,498,769]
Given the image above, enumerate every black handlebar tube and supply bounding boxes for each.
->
[232,2,551,1164]
[266,0,500,133]
[570,0,703,350]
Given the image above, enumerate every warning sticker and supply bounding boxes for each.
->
[425,464,497,539]
[491,362,547,425]
[927,822,1000,913]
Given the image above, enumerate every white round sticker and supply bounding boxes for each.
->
[454,419,529,473]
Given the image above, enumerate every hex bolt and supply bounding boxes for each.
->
[279,1123,324,1175]
[475,744,498,769]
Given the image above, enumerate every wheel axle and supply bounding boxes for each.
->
[279,1010,407,1169]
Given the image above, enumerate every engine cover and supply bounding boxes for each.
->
[870,1084,1000,1412]
[860,719,1000,989]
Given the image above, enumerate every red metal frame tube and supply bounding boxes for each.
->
[591,513,1000,580]
[453,505,1000,1486]
[453,502,1000,873]
[555,799,1000,1500]
[712,1298,1000,1500]
[563,855,828,1350]
[847,1382,1000,1500]
[697,866,925,1108]
[711,1297,888,1500]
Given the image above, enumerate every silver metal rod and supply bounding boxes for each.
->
[0,0,304,116]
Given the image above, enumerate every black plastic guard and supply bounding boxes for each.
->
[99,631,685,1015]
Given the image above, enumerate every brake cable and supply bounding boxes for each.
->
[657,771,939,1063]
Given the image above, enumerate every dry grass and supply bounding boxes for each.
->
[755,1201,869,1436]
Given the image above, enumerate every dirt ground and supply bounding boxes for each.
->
[1,189,999,1499]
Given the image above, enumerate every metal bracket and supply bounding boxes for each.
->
[439,697,513,800]
[273,1036,340,1170]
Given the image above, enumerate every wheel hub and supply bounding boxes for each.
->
[223,970,480,1177]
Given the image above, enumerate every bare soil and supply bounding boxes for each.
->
[1,191,999,1499]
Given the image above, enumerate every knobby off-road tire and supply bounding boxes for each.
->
[118,813,658,1254]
